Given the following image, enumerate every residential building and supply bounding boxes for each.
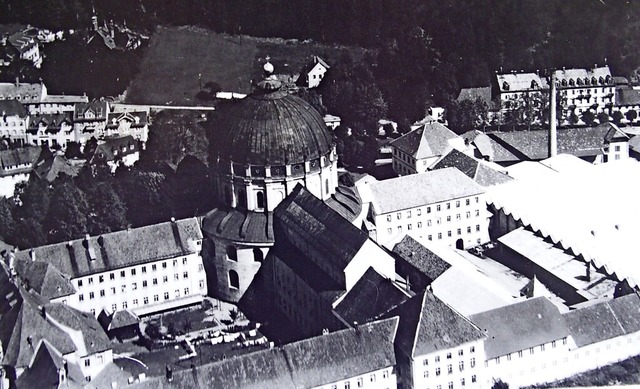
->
[87,135,140,173]
[0,100,28,145]
[470,297,572,388]
[303,56,330,88]
[130,317,399,389]
[27,93,89,115]
[7,31,42,68]
[25,112,74,148]
[323,114,341,130]
[13,217,207,317]
[362,167,491,247]
[0,146,41,197]
[389,122,465,175]
[73,100,109,144]
[268,185,396,338]
[386,292,486,389]
[496,65,614,116]
[0,80,46,104]
[105,110,150,143]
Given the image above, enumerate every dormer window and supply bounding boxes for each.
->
[592,77,597,85]
[599,76,604,84]
[569,79,575,86]
[584,77,590,85]
[562,79,567,86]
[531,80,538,89]
[502,81,509,91]
[576,78,583,86]
[605,75,611,84]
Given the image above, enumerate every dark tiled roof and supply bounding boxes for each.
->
[486,123,628,161]
[392,235,451,282]
[16,341,85,389]
[334,267,409,324]
[45,304,112,355]
[629,135,640,153]
[27,113,73,134]
[388,292,485,358]
[470,297,569,359]
[74,101,108,121]
[99,308,140,331]
[472,132,521,163]
[566,294,640,347]
[13,259,76,300]
[324,185,362,222]
[90,135,139,163]
[202,207,273,243]
[0,82,44,103]
[106,111,149,129]
[211,88,333,166]
[130,317,397,389]
[15,218,202,278]
[474,163,513,187]
[0,146,41,176]
[274,184,369,275]
[456,86,492,106]
[431,149,479,179]
[390,122,459,159]
[283,317,398,388]
[0,99,27,116]
[34,155,80,182]
[617,88,640,106]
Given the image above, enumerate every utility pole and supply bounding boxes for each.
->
[549,70,557,157]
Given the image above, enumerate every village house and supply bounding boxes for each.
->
[361,167,491,248]
[0,80,46,104]
[0,146,41,197]
[6,30,42,68]
[0,100,29,145]
[87,135,140,173]
[105,110,150,144]
[13,217,207,317]
[389,122,466,175]
[73,100,110,144]
[25,112,74,148]
[302,56,330,89]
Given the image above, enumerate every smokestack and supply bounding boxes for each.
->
[549,71,557,157]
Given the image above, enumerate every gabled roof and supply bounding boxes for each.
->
[27,112,73,133]
[45,304,112,356]
[0,99,27,117]
[497,73,547,93]
[333,267,409,325]
[74,100,108,120]
[13,259,76,301]
[16,340,85,389]
[368,167,485,214]
[129,317,398,389]
[0,146,41,176]
[430,149,513,188]
[89,135,139,163]
[392,235,451,282]
[274,184,369,274]
[0,82,45,103]
[283,317,398,387]
[98,308,140,331]
[470,297,569,359]
[456,86,492,106]
[15,218,202,279]
[564,294,640,347]
[34,155,80,182]
[387,292,485,358]
[106,111,149,128]
[390,122,460,159]
[629,135,640,153]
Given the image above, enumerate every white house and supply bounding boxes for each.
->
[0,100,28,145]
[390,122,465,175]
[26,112,74,148]
[304,56,330,88]
[362,167,491,248]
[0,146,41,197]
[14,218,208,317]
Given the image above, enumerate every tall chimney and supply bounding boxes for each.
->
[549,71,557,157]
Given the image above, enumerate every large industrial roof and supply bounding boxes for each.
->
[488,155,640,288]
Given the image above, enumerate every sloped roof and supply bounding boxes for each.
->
[274,184,369,273]
[431,148,513,187]
[106,111,149,128]
[45,304,112,356]
[0,82,45,103]
[90,135,139,163]
[390,122,460,159]
[13,259,76,300]
[16,340,85,389]
[553,66,612,87]
[324,185,362,222]
[15,218,202,278]
[0,146,41,175]
[368,167,485,214]
[456,86,492,106]
[283,317,398,388]
[392,235,451,281]
[388,292,485,358]
[0,99,27,117]
[629,135,640,153]
[34,155,80,182]
[202,207,273,243]
[472,132,521,163]
[99,308,140,331]
[74,100,108,120]
[27,113,73,133]
[333,267,409,324]
[129,318,398,389]
[470,297,569,359]
[497,73,547,93]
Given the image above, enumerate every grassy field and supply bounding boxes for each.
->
[125,25,368,106]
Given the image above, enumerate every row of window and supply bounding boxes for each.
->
[388,224,482,237]
[424,359,476,378]
[76,259,199,288]
[79,279,206,302]
[492,338,568,364]
[386,198,481,223]
[427,376,477,389]
[327,370,390,389]
[388,210,482,225]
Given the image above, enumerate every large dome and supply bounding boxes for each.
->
[211,86,333,166]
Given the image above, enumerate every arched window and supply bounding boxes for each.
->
[226,245,237,261]
[228,270,239,289]
[253,248,263,262]
[256,191,265,209]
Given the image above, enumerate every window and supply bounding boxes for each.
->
[397,212,402,220]
[475,210,480,216]
[518,350,523,358]
[417,209,422,216]
[418,222,423,228]
[475,196,479,203]
[382,371,389,379]
[448,382,453,389]
[408,224,412,230]
[174,273,179,280]
[472,375,477,383]
[467,226,471,233]
[437,217,441,224]
[357,377,363,387]
[152,264,157,271]
[386,215,392,222]
[199,280,205,289]
[88,277,94,285]
[438,233,442,240]
[427,206,431,213]
[143,297,149,305]
[615,145,621,152]
[99,275,104,283]
[424,371,429,378]
[163,276,168,283]
[226,246,237,261]
[182,257,188,265]
[447,364,452,374]
[457,228,461,235]
[164,292,169,300]
[470,346,475,353]
[541,344,545,351]
[142,266,147,274]
[84,359,90,367]
[552,340,556,348]
[142,280,147,288]
[162,262,167,269]
[436,367,441,376]
[152,278,157,285]
[89,292,95,299]
[78,280,83,287]
[131,269,136,276]
[476,225,480,232]
[435,356,440,363]
[387,228,392,234]
[154,295,159,302]
[428,235,432,240]
[447,231,452,237]
[470,358,475,368]
[458,349,464,357]
[79,294,84,302]
[562,337,567,345]
[109,273,115,280]
[466,199,470,206]
[370,374,375,383]
[120,270,126,278]
[122,301,127,309]
[256,191,265,209]
[456,200,460,207]
[397,226,402,232]
[344,382,350,389]
[437,205,441,211]
[407,210,412,218]
[423,358,429,366]
[466,211,471,219]
[173,259,178,267]
[461,378,466,387]
[447,352,452,359]
[99,289,105,297]
[183,271,189,279]
[253,248,263,262]
[229,270,240,289]
[447,215,451,222]
[133,299,138,306]
[184,288,190,295]
[446,202,451,210]
[530,347,535,355]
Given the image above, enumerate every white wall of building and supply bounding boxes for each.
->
[412,340,486,389]
[314,366,397,389]
[344,240,396,291]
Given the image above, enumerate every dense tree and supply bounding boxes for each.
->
[143,110,208,167]
[611,110,624,125]
[581,110,596,126]
[44,181,89,243]
[115,167,171,227]
[626,110,638,123]
[164,155,215,218]
[597,112,610,124]
[447,99,488,135]
[85,182,128,235]
[0,197,15,243]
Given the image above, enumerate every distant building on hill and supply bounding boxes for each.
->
[0,146,41,197]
